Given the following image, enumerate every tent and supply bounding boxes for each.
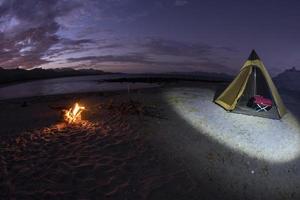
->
[214,50,286,119]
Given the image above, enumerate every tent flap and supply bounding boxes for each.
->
[215,67,252,110]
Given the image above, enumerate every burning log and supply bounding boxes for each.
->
[64,102,86,124]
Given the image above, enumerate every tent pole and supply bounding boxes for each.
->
[253,66,257,95]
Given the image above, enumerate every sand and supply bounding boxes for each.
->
[164,87,300,163]
[159,85,300,200]
[0,89,199,200]
[0,82,300,200]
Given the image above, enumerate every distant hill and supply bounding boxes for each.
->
[166,71,233,81]
[0,67,117,84]
[104,71,233,84]
[274,67,300,91]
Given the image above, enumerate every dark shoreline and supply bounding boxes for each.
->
[104,77,230,84]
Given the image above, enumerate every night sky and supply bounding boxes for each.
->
[0,0,299,75]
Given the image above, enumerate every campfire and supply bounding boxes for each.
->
[64,102,86,124]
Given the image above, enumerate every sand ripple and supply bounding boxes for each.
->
[0,100,195,199]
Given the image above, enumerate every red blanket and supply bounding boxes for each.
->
[253,95,272,106]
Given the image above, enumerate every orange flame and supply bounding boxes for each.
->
[64,102,86,123]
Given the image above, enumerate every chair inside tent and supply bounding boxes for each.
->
[214,50,286,119]
[233,65,279,119]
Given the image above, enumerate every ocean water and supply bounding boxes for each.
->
[0,75,159,100]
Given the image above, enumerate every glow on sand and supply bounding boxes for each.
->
[164,88,300,163]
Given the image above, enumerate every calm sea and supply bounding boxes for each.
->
[0,75,159,100]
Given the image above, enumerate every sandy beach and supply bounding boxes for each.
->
[0,86,199,200]
[0,82,300,200]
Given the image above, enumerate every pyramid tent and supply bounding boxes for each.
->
[215,50,286,119]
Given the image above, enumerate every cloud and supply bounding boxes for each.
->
[65,40,233,73]
[142,37,212,59]
[70,0,149,23]
[0,0,235,73]
[174,0,188,6]
[0,0,80,34]
[0,23,60,68]
[0,0,151,69]
[0,0,81,69]
[66,54,231,73]
[67,54,149,64]
[218,46,238,53]
[44,39,125,61]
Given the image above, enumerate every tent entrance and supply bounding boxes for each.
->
[233,66,280,119]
